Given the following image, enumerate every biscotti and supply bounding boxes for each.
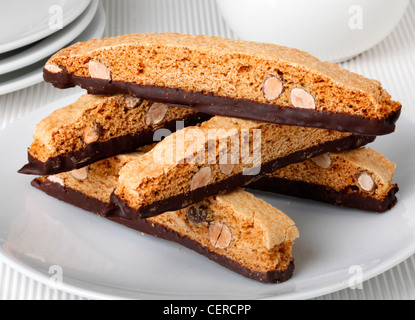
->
[249,147,398,212]
[18,94,210,175]
[31,150,299,283]
[43,33,401,135]
[109,115,375,219]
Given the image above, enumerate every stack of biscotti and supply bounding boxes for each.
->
[30,148,299,283]
[18,93,211,175]
[19,33,401,283]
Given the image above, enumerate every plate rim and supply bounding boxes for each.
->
[0,2,106,96]
[0,0,99,75]
[0,0,91,53]
[1,230,414,300]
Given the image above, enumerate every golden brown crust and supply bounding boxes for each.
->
[46,33,401,120]
[115,115,356,211]
[46,152,299,274]
[270,147,397,201]
[28,94,197,162]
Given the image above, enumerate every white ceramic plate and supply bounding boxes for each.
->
[0,0,99,75]
[0,3,106,96]
[0,93,414,300]
[0,0,91,54]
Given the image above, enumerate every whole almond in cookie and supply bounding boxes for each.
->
[290,88,316,110]
[356,171,376,192]
[190,167,212,191]
[88,60,112,81]
[263,76,283,101]
[44,63,63,74]
[219,153,236,175]
[70,167,89,181]
[145,103,169,126]
[124,95,142,109]
[311,153,332,169]
[209,221,232,249]
[81,124,101,144]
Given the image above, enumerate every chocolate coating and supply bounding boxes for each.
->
[43,68,401,136]
[18,112,211,176]
[248,177,399,213]
[105,134,376,219]
[31,178,294,284]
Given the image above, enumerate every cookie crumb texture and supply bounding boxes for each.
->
[47,33,401,120]
[115,115,359,212]
[28,94,196,163]
[156,190,299,274]
[43,152,299,278]
[271,147,397,202]
[47,151,145,204]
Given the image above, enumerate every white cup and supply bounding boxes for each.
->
[216,0,410,62]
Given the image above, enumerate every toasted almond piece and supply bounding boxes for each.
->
[47,175,64,187]
[209,221,232,249]
[70,167,89,181]
[88,60,112,81]
[263,76,283,101]
[356,171,376,192]
[190,167,212,191]
[219,153,236,175]
[290,87,316,110]
[311,153,332,169]
[124,95,142,109]
[145,103,169,126]
[82,124,101,144]
[44,63,63,74]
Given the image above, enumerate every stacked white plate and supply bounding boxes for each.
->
[0,0,106,95]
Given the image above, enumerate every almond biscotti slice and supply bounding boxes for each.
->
[249,147,398,212]
[110,116,375,219]
[18,93,210,175]
[43,33,401,135]
[31,150,299,283]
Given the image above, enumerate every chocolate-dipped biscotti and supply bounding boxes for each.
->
[109,115,375,219]
[31,150,299,283]
[249,147,398,212]
[19,94,210,175]
[43,33,401,135]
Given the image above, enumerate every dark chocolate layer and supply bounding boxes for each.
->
[104,134,376,219]
[44,69,401,136]
[31,178,294,284]
[248,177,399,213]
[19,113,211,176]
